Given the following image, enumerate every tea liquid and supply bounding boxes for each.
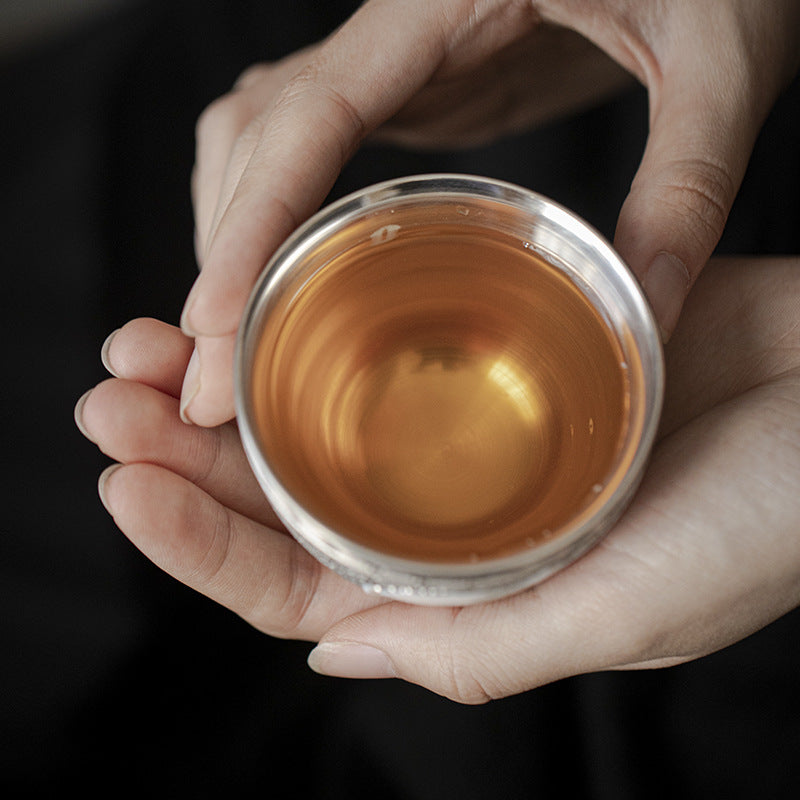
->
[251,221,629,562]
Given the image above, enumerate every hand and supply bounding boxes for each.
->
[180,0,800,426]
[77,256,800,702]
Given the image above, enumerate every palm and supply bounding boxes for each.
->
[80,257,800,701]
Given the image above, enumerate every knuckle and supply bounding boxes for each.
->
[659,158,735,253]
[436,644,516,704]
[446,661,496,705]
[433,611,513,704]
[277,62,367,161]
[252,544,324,638]
[183,425,224,488]
[182,493,233,585]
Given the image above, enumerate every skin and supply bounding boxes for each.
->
[179,0,800,427]
[76,256,800,703]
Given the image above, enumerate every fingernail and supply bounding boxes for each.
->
[100,329,120,376]
[307,642,396,679]
[180,282,200,337]
[642,252,690,341]
[98,463,122,513]
[179,347,200,425]
[74,389,94,442]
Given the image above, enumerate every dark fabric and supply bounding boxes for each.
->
[1,1,798,796]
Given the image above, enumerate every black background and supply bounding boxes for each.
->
[1,1,799,796]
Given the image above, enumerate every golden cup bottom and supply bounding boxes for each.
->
[250,221,628,563]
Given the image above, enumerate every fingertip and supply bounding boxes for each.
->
[98,463,123,514]
[641,252,690,341]
[178,335,238,427]
[179,348,200,425]
[180,283,200,338]
[74,389,95,442]
[100,329,121,377]
[307,641,396,680]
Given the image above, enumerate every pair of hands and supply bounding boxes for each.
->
[75,0,800,701]
[77,256,800,702]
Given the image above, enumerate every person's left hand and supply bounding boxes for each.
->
[76,256,800,702]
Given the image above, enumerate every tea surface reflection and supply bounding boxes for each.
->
[251,222,628,562]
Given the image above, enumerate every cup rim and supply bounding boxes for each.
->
[235,173,665,604]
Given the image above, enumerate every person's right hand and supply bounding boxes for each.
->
[180,0,800,427]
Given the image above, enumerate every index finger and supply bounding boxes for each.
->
[180,0,457,339]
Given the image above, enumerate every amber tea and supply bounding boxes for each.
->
[250,222,627,562]
[236,175,663,604]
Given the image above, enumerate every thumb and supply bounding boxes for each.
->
[306,601,551,704]
[305,584,620,703]
[614,69,766,339]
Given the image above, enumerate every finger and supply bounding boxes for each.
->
[99,462,381,639]
[79,377,279,528]
[661,256,800,436]
[613,30,774,339]
[101,318,194,398]
[179,333,236,427]
[192,92,254,266]
[194,50,320,264]
[192,66,287,263]
[194,82,290,269]
[307,565,630,701]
